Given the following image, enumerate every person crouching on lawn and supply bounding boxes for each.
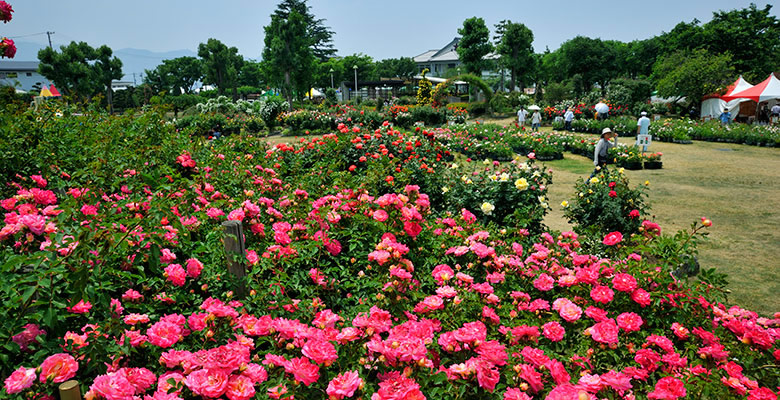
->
[591,127,618,179]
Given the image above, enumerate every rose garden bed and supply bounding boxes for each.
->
[0,104,778,400]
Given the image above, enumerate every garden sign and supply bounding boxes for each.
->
[636,134,651,151]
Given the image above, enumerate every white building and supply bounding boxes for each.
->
[413,38,499,78]
[0,61,51,92]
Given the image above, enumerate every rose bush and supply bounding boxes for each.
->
[0,104,778,400]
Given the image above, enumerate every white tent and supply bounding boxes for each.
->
[700,76,753,121]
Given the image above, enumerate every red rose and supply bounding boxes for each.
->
[602,231,623,246]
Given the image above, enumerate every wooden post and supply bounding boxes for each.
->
[221,220,247,298]
[59,380,81,400]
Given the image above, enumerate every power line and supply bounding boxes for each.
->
[7,32,47,39]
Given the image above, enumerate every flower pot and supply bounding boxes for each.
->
[621,161,643,170]
[644,161,663,169]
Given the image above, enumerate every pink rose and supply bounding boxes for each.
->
[4,367,36,394]
[372,210,389,222]
[164,264,186,287]
[590,319,619,345]
[431,264,454,285]
[39,353,78,383]
[602,231,623,246]
[185,369,229,398]
[631,288,652,307]
[159,248,177,264]
[590,285,614,304]
[533,273,555,291]
[88,372,135,400]
[616,312,644,332]
[647,376,686,399]
[185,258,203,278]
[326,370,363,399]
[225,375,255,400]
[67,299,92,314]
[557,301,583,323]
[542,321,565,342]
[302,339,338,366]
[20,214,46,235]
[284,357,319,386]
[146,321,182,348]
[612,273,637,292]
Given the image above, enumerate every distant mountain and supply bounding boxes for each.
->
[113,48,198,82]
[11,41,197,82]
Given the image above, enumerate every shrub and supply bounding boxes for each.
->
[466,102,488,116]
[564,168,650,241]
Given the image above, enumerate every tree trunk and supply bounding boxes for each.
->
[106,84,114,114]
[284,71,293,111]
[511,69,517,92]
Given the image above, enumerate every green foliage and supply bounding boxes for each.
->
[37,41,123,101]
[144,56,202,95]
[272,0,337,61]
[198,38,244,98]
[444,157,552,231]
[374,57,416,79]
[456,17,493,75]
[324,87,337,103]
[564,168,650,239]
[652,49,734,106]
[262,9,314,107]
[493,20,535,91]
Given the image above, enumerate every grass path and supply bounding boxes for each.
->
[263,122,780,315]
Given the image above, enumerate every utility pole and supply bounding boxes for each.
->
[46,31,55,49]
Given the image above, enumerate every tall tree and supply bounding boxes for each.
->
[493,20,535,91]
[272,0,336,61]
[92,45,124,113]
[38,41,122,103]
[375,57,416,80]
[703,3,779,81]
[163,57,202,95]
[198,38,243,99]
[262,9,313,109]
[144,57,202,95]
[652,49,734,105]
[238,60,264,88]
[456,17,493,75]
[557,36,616,96]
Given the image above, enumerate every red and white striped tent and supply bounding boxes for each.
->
[722,73,780,102]
[700,76,754,121]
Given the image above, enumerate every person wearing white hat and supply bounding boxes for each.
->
[590,127,618,179]
[637,111,650,135]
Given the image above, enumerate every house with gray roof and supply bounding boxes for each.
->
[413,38,499,78]
[0,61,51,92]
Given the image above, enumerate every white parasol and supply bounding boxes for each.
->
[527,105,541,111]
[595,102,609,114]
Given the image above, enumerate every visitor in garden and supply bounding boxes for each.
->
[590,127,618,179]
[719,108,731,125]
[517,107,528,127]
[531,109,542,132]
[212,126,222,140]
[637,111,650,135]
[564,107,574,131]
[771,103,780,125]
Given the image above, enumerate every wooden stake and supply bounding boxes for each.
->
[59,380,81,400]
[222,220,247,298]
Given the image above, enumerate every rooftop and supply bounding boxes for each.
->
[0,61,40,71]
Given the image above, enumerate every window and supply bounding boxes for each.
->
[7,72,17,78]
[448,63,456,69]
[26,72,32,77]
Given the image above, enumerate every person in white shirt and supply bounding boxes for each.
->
[531,111,542,132]
[563,108,574,131]
[517,107,528,127]
[637,111,650,135]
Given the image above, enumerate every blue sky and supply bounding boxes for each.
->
[5,0,776,61]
